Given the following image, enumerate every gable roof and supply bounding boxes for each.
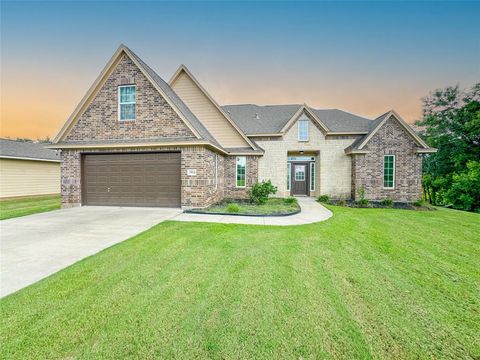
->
[223,104,374,135]
[344,110,436,154]
[169,65,257,150]
[53,45,220,149]
[280,105,330,134]
[0,139,60,162]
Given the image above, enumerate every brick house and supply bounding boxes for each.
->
[50,45,436,208]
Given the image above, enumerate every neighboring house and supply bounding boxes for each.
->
[50,45,436,208]
[0,139,60,198]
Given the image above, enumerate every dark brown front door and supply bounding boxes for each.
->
[82,152,181,207]
[291,162,309,196]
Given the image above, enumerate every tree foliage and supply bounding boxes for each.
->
[416,83,480,212]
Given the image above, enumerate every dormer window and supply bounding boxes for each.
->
[118,85,136,121]
[298,120,309,141]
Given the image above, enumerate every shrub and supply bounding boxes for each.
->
[249,180,277,204]
[226,203,240,213]
[413,199,424,207]
[381,197,393,207]
[357,199,369,207]
[284,197,297,205]
[356,185,369,207]
[337,199,347,207]
[317,195,330,203]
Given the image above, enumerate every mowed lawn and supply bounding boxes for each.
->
[1,206,479,359]
[0,194,60,220]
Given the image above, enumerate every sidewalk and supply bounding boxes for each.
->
[173,197,332,226]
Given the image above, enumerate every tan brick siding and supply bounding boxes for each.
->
[351,116,423,202]
[254,113,358,198]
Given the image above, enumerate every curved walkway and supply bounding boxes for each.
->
[173,197,332,226]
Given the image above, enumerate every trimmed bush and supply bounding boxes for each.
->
[337,199,347,207]
[284,197,297,205]
[357,199,369,207]
[249,180,278,205]
[317,195,330,203]
[226,203,240,213]
[381,197,393,207]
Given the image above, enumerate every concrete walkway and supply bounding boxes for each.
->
[173,197,332,226]
[0,206,181,297]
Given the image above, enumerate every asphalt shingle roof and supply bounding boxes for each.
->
[127,47,222,149]
[0,139,60,161]
[222,104,376,134]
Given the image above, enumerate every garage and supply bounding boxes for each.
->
[82,152,181,207]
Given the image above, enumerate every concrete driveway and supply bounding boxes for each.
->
[0,206,181,297]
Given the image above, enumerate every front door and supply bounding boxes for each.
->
[291,163,309,196]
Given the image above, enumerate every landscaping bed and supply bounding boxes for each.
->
[317,195,436,211]
[187,198,301,216]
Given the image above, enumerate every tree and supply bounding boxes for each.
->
[416,83,480,212]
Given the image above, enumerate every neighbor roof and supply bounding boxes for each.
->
[0,139,60,162]
[222,104,375,134]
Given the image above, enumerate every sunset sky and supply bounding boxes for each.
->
[1,1,479,139]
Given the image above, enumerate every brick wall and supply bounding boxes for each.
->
[223,155,259,199]
[65,54,195,142]
[60,146,228,208]
[351,116,423,202]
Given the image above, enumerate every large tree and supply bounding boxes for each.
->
[416,83,480,212]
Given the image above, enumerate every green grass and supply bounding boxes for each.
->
[0,194,61,220]
[1,207,479,359]
[195,198,300,215]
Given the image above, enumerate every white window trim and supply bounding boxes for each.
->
[298,120,309,141]
[118,85,136,121]
[235,156,246,188]
[310,162,315,192]
[383,154,396,189]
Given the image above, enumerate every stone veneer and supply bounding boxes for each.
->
[350,115,423,202]
[60,146,229,208]
[254,112,359,198]
[65,54,196,142]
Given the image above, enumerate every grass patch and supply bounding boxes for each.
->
[192,197,300,216]
[0,194,61,220]
[1,207,479,359]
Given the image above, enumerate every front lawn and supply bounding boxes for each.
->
[0,194,61,220]
[1,207,479,359]
[190,197,300,215]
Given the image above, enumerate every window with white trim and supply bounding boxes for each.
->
[298,120,309,141]
[118,85,136,121]
[310,162,315,191]
[383,155,395,189]
[236,156,246,187]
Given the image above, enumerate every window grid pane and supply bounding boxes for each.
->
[119,86,136,120]
[310,163,315,191]
[384,155,395,188]
[236,156,246,187]
[287,163,291,190]
[298,120,309,141]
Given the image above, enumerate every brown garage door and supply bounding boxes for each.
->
[82,152,181,207]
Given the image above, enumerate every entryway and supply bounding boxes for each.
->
[287,155,316,196]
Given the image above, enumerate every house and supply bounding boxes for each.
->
[0,139,60,198]
[50,45,436,208]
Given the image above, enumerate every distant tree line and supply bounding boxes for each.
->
[416,83,480,212]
